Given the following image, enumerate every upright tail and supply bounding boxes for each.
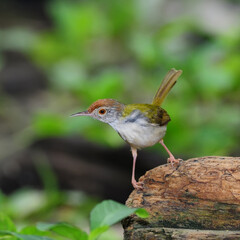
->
[152,68,182,106]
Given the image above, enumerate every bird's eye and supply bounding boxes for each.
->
[98,109,106,115]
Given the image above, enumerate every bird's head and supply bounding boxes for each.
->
[71,99,125,124]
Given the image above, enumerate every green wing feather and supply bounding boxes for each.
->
[152,68,182,106]
[122,104,171,126]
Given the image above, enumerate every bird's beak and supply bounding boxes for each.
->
[70,111,90,117]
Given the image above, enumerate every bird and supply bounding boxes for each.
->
[71,68,182,189]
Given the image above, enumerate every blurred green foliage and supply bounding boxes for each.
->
[0,160,124,240]
[0,196,141,240]
[0,0,239,157]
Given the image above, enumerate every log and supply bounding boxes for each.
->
[122,156,240,239]
[123,228,240,239]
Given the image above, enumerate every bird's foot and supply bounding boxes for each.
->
[167,156,182,167]
[132,179,143,190]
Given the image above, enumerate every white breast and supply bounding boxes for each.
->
[109,110,167,149]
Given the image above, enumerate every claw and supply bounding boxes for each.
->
[159,139,182,167]
[168,156,182,167]
[132,179,143,190]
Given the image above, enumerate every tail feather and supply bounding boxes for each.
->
[152,68,182,106]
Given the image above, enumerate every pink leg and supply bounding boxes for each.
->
[131,147,143,190]
[159,139,180,166]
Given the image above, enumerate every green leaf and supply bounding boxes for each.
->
[37,222,88,240]
[36,223,57,231]
[20,226,49,236]
[0,231,53,240]
[90,200,146,230]
[135,208,149,218]
[88,226,109,240]
[0,213,16,231]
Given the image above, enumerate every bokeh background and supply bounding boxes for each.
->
[0,0,239,239]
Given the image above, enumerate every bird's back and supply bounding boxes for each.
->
[122,104,170,126]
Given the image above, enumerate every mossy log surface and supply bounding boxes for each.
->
[123,156,240,239]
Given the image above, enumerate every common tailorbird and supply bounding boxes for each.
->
[71,68,182,189]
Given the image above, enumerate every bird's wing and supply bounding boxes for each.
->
[152,68,182,106]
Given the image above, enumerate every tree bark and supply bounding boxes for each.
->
[122,156,240,239]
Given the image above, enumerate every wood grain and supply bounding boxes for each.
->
[123,156,240,239]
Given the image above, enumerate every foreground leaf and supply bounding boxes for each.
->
[90,200,148,230]
[135,208,149,218]
[37,222,88,240]
[20,226,50,236]
[88,226,109,240]
[0,213,16,231]
[0,231,53,240]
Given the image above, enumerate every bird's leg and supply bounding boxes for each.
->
[159,139,180,166]
[131,147,143,190]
